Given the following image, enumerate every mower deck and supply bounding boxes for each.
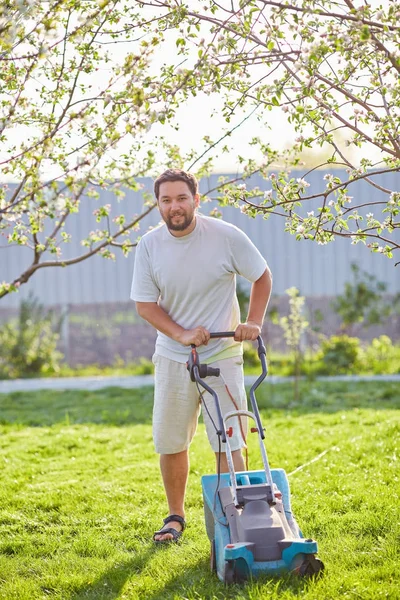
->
[202,468,324,583]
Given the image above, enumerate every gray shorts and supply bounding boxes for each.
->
[152,354,248,454]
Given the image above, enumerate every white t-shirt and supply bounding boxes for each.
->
[130,213,268,362]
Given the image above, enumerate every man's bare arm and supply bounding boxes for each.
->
[136,302,210,347]
[234,267,273,342]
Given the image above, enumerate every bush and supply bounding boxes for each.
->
[243,341,259,368]
[360,335,400,375]
[266,336,400,377]
[134,357,154,375]
[316,335,361,375]
[331,263,399,334]
[0,296,63,379]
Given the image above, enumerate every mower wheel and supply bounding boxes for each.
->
[223,560,236,585]
[299,555,325,578]
[210,540,217,572]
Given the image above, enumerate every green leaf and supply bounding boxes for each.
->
[360,25,371,41]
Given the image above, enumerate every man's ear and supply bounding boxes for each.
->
[194,193,201,208]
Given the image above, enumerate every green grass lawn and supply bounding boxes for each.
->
[0,381,399,599]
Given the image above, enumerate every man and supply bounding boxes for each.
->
[131,168,272,543]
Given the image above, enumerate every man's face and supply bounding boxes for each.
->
[157,180,200,234]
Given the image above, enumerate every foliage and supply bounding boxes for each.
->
[360,335,398,375]
[332,263,399,333]
[0,382,399,598]
[242,340,259,367]
[0,0,218,300]
[279,287,308,398]
[141,0,400,257]
[317,334,361,375]
[264,336,400,377]
[280,288,309,351]
[0,295,63,378]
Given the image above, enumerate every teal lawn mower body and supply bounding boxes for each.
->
[187,333,324,584]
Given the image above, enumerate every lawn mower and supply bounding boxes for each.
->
[186,332,324,584]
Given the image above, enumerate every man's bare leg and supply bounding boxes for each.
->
[215,449,245,473]
[154,450,188,542]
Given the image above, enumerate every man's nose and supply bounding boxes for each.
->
[170,199,181,210]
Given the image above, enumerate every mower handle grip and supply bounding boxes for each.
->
[190,332,234,350]
[209,331,235,338]
[191,331,266,357]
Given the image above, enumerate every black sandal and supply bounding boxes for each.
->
[153,514,186,544]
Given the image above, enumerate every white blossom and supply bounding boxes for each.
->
[297,178,310,188]
[3,212,21,222]
[54,199,65,212]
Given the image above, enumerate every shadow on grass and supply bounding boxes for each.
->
[69,545,311,600]
[0,380,398,427]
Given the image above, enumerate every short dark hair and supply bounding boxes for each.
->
[154,168,198,200]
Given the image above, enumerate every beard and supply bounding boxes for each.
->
[164,211,194,231]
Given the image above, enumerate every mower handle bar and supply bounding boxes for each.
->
[223,409,276,504]
[188,331,268,441]
[209,331,235,338]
